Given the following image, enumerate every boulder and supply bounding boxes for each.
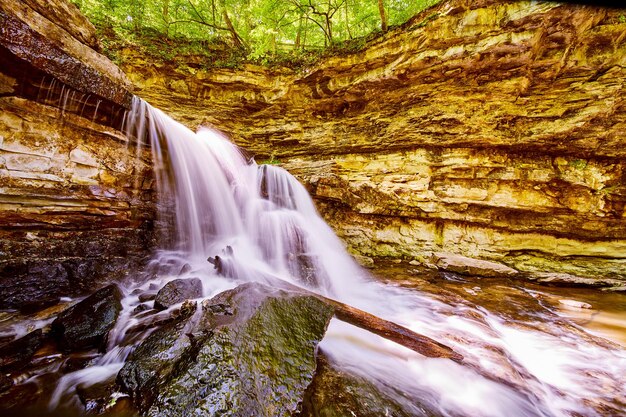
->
[431,253,519,278]
[559,299,592,309]
[298,352,429,417]
[118,282,334,416]
[153,278,203,310]
[0,329,45,372]
[50,284,123,351]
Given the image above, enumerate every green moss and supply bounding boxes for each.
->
[568,159,587,170]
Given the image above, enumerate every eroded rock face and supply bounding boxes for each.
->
[0,0,155,309]
[118,282,334,417]
[124,0,626,283]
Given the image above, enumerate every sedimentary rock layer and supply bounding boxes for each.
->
[125,0,626,282]
[0,0,154,309]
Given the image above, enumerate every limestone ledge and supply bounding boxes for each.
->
[0,0,132,106]
[321,207,625,282]
[0,96,154,308]
[281,148,625,281]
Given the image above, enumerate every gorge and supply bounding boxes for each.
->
[0,0,625,416]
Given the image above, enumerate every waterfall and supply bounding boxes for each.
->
[48,98,626,416]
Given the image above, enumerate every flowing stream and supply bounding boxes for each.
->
[3,98,626,416]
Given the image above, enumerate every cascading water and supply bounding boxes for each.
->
[28,98,626,416]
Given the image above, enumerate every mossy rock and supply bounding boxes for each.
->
[297,351,439,417]
[118,282,334,416]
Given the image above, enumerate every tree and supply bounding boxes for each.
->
[377,0,387,32]
[70,0,443,60]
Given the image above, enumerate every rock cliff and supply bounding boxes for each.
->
[124,0,626,284]
[0,0,154,309]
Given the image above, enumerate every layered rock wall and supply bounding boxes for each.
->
[124,0,626,283]
[0,0,155,309]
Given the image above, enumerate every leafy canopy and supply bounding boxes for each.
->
[71,0,441,66]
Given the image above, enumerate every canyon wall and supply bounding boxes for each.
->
[0,0,155,309]
[125,0,626,285]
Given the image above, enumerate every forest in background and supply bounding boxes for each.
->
[70,0,441,67]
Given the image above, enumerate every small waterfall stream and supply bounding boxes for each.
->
[5,98,626,416]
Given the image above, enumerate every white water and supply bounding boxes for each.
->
[47,98,626,416]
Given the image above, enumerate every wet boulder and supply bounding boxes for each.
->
[118,282,334,416]
[297,352,431,417]
[153,278,203,310]
[0,329,45,372]
[50,284,123,351]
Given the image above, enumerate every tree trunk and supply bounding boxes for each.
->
[162,0,170,35]
[344,0,352,39]
[222,9,245,49]
[378,0,388,32]
[295,15,303,49]
[322,293,463,361]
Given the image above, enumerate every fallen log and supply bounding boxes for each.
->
[273,279,464,362]
[323,295,464,362]
[211,256,463,362]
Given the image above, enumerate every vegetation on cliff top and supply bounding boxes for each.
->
[71,0,441,67]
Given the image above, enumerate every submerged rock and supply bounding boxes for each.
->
[431,253,519,278]
[559,299,592,309]
[118,282,334,416]
[528,272,624,288]
[154,278,203,310]
[0,329,45,372]
[0,374,12,393]
[50,284,123,351]
[298,352,430,417]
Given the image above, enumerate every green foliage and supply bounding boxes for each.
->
[259,152,281,165]
[71,0,442,67]
[568,159,588,170]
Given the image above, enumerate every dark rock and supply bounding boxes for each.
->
[0,329,45,372]
[103,396,137,417]
[153,278,203,310]
[178,263,192,275]
[0,374,13,393]
[138,292,156,302]
[76,375,116,414]
[0,262,69,311]
[50,284,123,351]
[117,282,334,416]
[0,381,39,411]
[0,7,132,107]
[133,303,150,313]
[298,352,433,417]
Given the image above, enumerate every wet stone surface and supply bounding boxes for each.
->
[154,278,203,310]
[50,284,123,351]
[118,282,334,417]
[0,329,45,372]
[298,351,432,417]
